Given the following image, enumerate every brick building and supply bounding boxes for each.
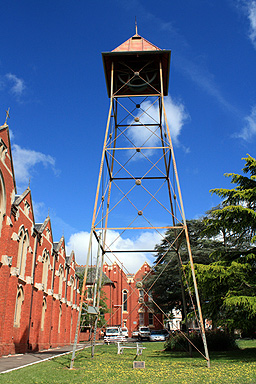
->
[0,121,80,357]
[0,118,164,356]
[77,261,163,338]
[102,261,163,336]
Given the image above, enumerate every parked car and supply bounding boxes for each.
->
[149,330,166,342]
[160,329,170,340]
[121,327,129,338]
[138,326,151,340]
[104,326,121,343]
[132,329,139,338]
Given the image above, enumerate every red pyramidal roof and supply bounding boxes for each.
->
[112,33,161,52]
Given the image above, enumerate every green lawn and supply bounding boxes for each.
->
[0,340,256,384]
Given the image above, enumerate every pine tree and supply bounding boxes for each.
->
[194,155,256,335]
[146,219,215,315]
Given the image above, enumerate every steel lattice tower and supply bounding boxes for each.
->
[71,29,210,368]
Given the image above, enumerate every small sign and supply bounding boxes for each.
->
[87,306,98,315]
[133,361,145,369]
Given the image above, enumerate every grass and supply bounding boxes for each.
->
[0,339,256,384]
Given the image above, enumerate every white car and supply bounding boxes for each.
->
[104,327,120,342]
[121,327,129,338]
[149,330,166,342]
[132,330,139,338]
[138,326,151,340]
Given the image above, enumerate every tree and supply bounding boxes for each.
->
[76,267,110,330]
[146,219,217,317]
[193,155,256,335]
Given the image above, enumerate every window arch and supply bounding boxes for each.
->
[148,312,154,326]
[139,312,144,326]
[14,286,24,327]
[70,276,74,305]
[42,250,50,291]
[58,265,64,298]
[17,227,29,278]
[0,171,6,238]
[41,297,47,330]
[122,289,128,312]
[58,304,62,333]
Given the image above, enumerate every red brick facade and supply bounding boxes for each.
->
[101,261,163,336]
[0,123,80,357]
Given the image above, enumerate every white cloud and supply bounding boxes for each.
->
[247,0,256,47]
[235,105,256,140]
[178,56,239,115]
[5,73,26,96]
[66,229,162,273]
[12,144,56,189]
[163,96,189,143]
[9,129,14,140]
[32,201,47,222]
[238,0,256,48]
[128,96,189,155]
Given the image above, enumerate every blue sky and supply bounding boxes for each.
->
[1,0,256,271]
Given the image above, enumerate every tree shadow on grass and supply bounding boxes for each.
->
[47,347,107,370]
[151,347,256,364]
[49,354,73,369]
[208,348,256,362]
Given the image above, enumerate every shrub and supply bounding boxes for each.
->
[165,329,238,352]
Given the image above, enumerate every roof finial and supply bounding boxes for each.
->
[5,108,10,125]
[135,16,138,35]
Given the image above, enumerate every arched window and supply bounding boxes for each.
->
[41,298,47,330]
[122,290,128,312]
[148,312,154,326]
[70,276,74,305]
[139,312,144,326]
[42,250,50,291]
[75,277,78,304]
[14,286,24,327]
[17,228,29,278]
[58,304,62,333]
[0,171,6,238]
[58,266,64,298]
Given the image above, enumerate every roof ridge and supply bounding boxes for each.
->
[112,33,161,53]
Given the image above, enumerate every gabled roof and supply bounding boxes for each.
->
[13,187,31,206]
[66,250,75,266]
[134,261,151,279]
[13,187,35,223]
[102,32,171,97]
[35,223,44,232]
[0,123,17,193]
[112,33,161,52]
[75,265,114,286]
[53,235,65,253]
[35,216,52,237]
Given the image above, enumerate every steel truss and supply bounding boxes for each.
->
[70,59,210,368]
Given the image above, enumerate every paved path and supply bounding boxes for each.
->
[0,344,85,374]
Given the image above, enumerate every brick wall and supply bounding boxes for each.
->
[0,123,80,357]
[101,262,163,336]
[79,261,164,338]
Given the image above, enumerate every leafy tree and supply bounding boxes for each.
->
[192,155,256,335]
[146,219,217,317]
[76,267,110,330]
[205,154,256,246]
[79,291,109,330]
